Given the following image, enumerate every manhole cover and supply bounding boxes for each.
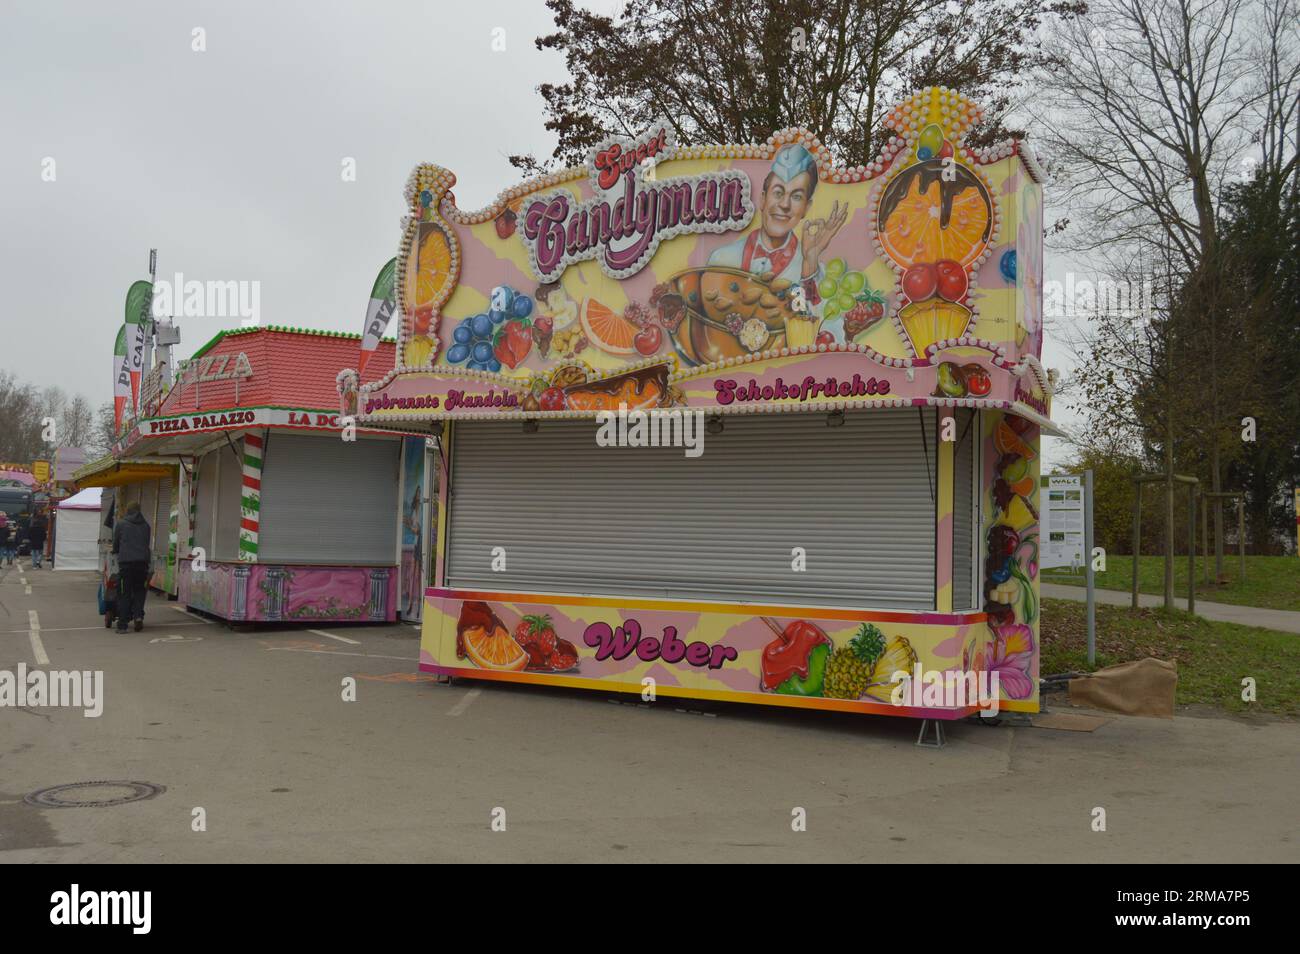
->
[24,781,166,808]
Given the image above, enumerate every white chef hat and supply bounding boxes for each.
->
[768,144,818,196]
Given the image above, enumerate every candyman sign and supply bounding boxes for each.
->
[520,125,755,282]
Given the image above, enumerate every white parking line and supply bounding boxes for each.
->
[264,647,417,662]
[0,621,210,635]
[447,688,482,717]
[308,628,361,645]
[28,609,49,665]
[24,585,31,595]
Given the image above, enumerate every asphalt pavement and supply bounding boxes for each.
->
[2,565,1297,862]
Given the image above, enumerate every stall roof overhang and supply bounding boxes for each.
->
[351,351,1066,437]
[117,404,425,460]
[355,396,1067,437]
[72,457,178,488]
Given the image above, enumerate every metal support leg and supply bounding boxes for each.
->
[916,719,946,748]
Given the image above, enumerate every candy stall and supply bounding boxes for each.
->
[111,326,424,625]
[341,87,1057,720]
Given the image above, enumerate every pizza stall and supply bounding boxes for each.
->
[341,87,1057,721]
[112,326,427,624]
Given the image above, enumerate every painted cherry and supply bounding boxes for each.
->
[901,263,938,302]
[935,259,968,302]
[634,322,664,356]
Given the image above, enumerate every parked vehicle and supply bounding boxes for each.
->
[0,488,33,519]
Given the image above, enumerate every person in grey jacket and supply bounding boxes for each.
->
[111,502,152,633]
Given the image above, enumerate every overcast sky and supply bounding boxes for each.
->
[2,0,1080,464]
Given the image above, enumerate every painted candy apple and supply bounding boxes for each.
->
[761,618,832,695]
[962,363,992,396]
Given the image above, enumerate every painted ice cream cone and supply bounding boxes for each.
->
[783,313,823,348]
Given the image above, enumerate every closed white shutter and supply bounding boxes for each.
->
[192,452,219,554]
[952,409,977,610]
[138,481,157,542]
[214,441,244,562]
[257,433,400,564]
[446,410,938,610]
[153,477,173,557]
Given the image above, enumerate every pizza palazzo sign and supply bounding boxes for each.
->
[521,125,755,281]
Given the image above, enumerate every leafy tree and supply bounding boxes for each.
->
[513,0,1086,173]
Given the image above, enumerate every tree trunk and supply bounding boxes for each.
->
[1165,412,1175,610]
[1213,457,1224,581]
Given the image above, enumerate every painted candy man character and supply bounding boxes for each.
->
[709,143,847,314]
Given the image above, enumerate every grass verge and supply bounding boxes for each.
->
[1042,554,1300,612]
[1039,597,1299,716]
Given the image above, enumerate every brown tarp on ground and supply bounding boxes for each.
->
[1068,658,1178,719]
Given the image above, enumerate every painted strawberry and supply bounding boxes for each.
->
[843,291,887,340]
[517,616,559,660]
[539,386,567,411]
[493,319,533,369]
[551,638,579,671]
[518,615,557,656]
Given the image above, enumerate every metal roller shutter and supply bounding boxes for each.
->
[214,442,244,562]
[257,433,400,564]
[189,452,218,556]
[153,477,173,557]
[192,452,219,555]
[952,409,977,610]
[446,410,938,610]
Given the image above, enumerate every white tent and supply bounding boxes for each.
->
[55,487,104,571]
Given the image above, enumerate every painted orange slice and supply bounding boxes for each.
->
[462,624,529,671]
[994,420,1037,460]
[580,298,638,354]
[878,165,991,268]
[408,224,454,308]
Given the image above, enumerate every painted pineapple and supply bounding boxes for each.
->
[823,624,887,699]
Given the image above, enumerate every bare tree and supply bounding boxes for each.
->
[0,372,46,461]
[1034,0,1299,599]
[90,402,118,458]
[61,394,96,449]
